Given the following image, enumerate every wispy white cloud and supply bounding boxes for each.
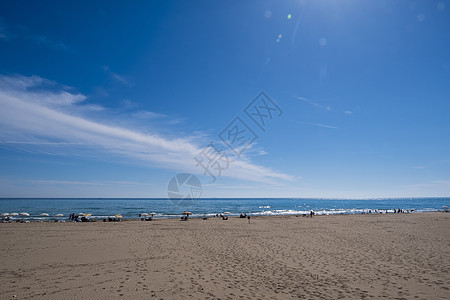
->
[0,17,11,41]
[32,34,69,51]
[0,74,293,184]
[298,121,338,129]
[202,183,259,189]
[102,66,134,86]
[4,23,73,52]
[1,17,77,56]
[130,110,167,120]
[296,96,331,111]
[0,27,8,40]
[31,179,153,186]
[120,99,176,123]
[32,180,105,186]
[107,180,154,186]
[258,149,268,155]
[310,123,338,129]
[121,99,138,109]
[0,141,86,145]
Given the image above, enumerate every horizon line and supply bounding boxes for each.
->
[1,197,449,200]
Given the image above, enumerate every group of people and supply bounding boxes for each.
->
[102,217,121,222]
[68,213,123,222]
[296,211,315,218]
[139,214,153,221]
[361,209,411,214]
[69,213,90,222]
[195,213,252,221]
[0,216,28,223]
[211,213,229,220]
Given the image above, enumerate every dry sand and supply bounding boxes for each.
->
[1,213,449,299]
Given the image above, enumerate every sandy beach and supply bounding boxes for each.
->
[1,212,449,299]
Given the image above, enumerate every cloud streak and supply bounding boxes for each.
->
[0,17,11,41]
[295,121,338,129]
[32,34,70,51]
[31,179,154,186]
[103,66,134,86]
[296,96,331,111]
[0,74,292,184]
[307,123,338,129]
[0,19,72,52]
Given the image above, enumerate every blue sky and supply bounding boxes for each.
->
[0,0,449,198]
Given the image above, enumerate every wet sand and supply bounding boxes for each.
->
[1,212,449,299]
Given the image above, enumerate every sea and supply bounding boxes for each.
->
[0,198,449,221]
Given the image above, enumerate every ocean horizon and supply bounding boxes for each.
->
[1,197,449,221]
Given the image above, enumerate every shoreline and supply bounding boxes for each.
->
[1,209,448,223]
[1,198,448,223]
[1,212,449,299]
